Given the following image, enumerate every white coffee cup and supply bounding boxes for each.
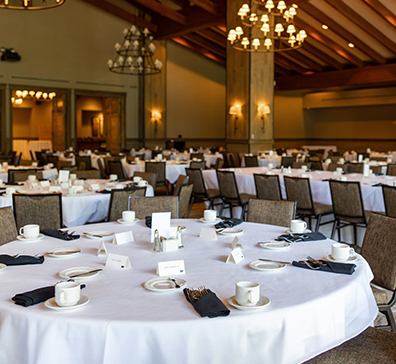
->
[19,224,40,239]
[55,281,81,307]
[340,176,348,182]
[32,162,38,167]
[229,168,234,172]
[122,210,135,222]
[138,180,148,187]
[70,173,77,180]
[0,179,3,187]
[114,184,124,189]
[332,243,355,262]
[48,163,54,168]
[301,165,308,171]
[28,175,36,182]
[268,163,274,170]
[109,174,118,181]
[290,219,307,233]
[204,209,217,222]
[133,176,143,183]
[44,165,50,170]
[2,162,8,167]
[336,167,343,173]
[68,187,76,195]
[235,281,260,306]
[6,187,16,196]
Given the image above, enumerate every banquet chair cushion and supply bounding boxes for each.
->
[190,153,204,160]
[0,206,18,246]
[178,183,193,218]
[46,155,59,166]
[310,161,324,171]
[213,157,224,170]
[74,169,101,179]
[247,199,296,227]
[57,160,72,170]
[382,184,396,218]
[11,171,43,183]
[254,174,282,200]
[280,156,296,168]
[134,171,158,189]
[12,193,63,230]
[107,187,147,222]
[128,196,178,219]
[372,286,388,305]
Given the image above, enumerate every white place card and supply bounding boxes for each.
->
[40,180,50,187]
[58,170,70,183]
[30,182,39,189]
[200,227,217,240]
[106,253,131,269]
[112,231,134,245]
[60,182,69,189]
[97,241,108,257]
[363,164,370,177]
[226,247,245,264]
[156,260,185,276]
[73,185,84,192]
[49,186,62,192]
[90,183,100,191]
[74,179,84,185]
[231,236,244,250]
[151,212,171,243]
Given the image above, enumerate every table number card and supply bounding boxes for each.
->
[40,180,50,187]
[106,253,131,269]
[58,170,70,183]
[200,228,217,240]
[231,236,244,250]
[156,260,185,276]
[226,247,245,264]
[97,241,108,256]
[112,231,134,245]
[49,186,62,192]
[89,183,100,191]
[73,185,84,192]
[151,212,171,242]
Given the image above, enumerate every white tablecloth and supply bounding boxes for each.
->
[0,220,377,364]
[0,167,58,183]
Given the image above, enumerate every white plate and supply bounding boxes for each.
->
[144,277,187,292]
[327,254,357,263]
[200,217,221,224]
[16,233,45,243]
[258,241,291,250]
[45,295,89,311]
[117,218,140,225]
[46,247,81,258]
[85,231,114,240]
[0,263,6,272]
[217,228,243,236]
[285,228,311,234]
[249,260,287,271]
[228,295,271,311]
[59,266,101,280]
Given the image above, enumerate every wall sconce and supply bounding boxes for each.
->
[258,104,270,133]
[151,110,161,134]
[229,104,241,134]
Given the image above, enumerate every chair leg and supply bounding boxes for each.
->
[378,305,396,332]
[187,196,195,218]
[229,204,233,218]
[331,220,337,239]
[209,198,214,209]
[315,215,322,232]
[308,217,312,230]
[353,223,357,246]
[219,202,224,218]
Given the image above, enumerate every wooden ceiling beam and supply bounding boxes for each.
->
[363,0,396,28]
[275,64,292,77]
[128,0,186,24]
[280,50,324,72]
[275,63,396,91]
[294,18,364,67]
[190,0,218,15]
[301,42,344,70]
[195,28,226,47]
[298,2,386,64]
[276,54,311,75]
[182,32,226,57]
[82,0,157,32]
[167,0,190,9]
[328,0,396,54]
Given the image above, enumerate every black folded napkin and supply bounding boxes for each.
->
[12,284,86,307]
[183,288,230,318]
[5,182,22,186]
[215,218,242,230]
[0,254,44,266]
[95,189,111,194]
[145,216,152,228]
[276,232,327,243]
[41,229,80,240]
[116,179,127,183]
[292,260,356,275]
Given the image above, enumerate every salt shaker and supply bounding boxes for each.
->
[177,226,184,249]
[153,229,161,252]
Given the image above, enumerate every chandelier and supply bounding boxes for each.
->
[228,0,307,53]
[107,25,163,76]
[0,0,65,10]
[12,89,56,105]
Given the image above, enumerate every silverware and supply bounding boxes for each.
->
[307,256,326,265]
[83,232,104,238]
[168,277,180,288]
[51,250,81,256]
[69,268,102,278]
[259,258,291,265]
[303,261,320,270]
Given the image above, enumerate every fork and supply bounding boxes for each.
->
[307,256,327,266]
[168,277,180,288]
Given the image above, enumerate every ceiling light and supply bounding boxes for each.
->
[322,24,328,30]
[348,43,355,48]
[0,0,65,10]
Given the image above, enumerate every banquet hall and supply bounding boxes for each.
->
[0,0,396,363]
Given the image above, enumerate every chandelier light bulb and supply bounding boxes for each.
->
[252,38,260,50]
[264,38,272,50]
[115,43,121,51]
[277,1,286,12]
[235,26,244,38]
[22,90,28,98]
[288,35,296,46]
[265,0,274,12]
[29,91,35,97]
[241,37,250,49]
[123,28,128,36]
[228,29,237,43]
[107,59,113,68]
[249,13,258,23]
[124,40,130,48]
[261,14,269,23]
[287,24,296,34]
[16,90,22,97]
[274,23,284,36]
[288,7,297,18]
[261,23,270,35]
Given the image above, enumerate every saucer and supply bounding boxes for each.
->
[286,228,311,234]
[327,254,357,263]
[16,233,45,243]
[0,263,6,272]
[46,247,81,258]
[258,241,291,250]
[59,266,101,280]
[249,260,287,271]
[45,295,89,311]
[228,296,271,311]
[117,218,140,225]
[85,231,114,240]
[200,217,221,224]
[144,277,187,292]
[218,228,243,236]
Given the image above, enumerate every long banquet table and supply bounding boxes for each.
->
[0,219,377,364]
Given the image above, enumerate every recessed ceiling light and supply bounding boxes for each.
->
[348,43,355,48]
[322,24,328,30]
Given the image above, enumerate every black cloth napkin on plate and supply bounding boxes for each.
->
[183,288,230,318]
[96,189,111,194]
[145,216,152,228]
[292,260,356,275]
[276,232,327,242]
[4,182,22,186]
[0,254,44,266]
[215,218,242,230]
[41,229,80,240]
[12,284,86,307]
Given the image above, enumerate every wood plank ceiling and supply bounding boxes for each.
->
[83,0,396,91]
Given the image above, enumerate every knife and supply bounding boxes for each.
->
[69,269,102,278]
[259,258,291,265]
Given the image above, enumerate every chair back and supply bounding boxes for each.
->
[107,187,146,222]
[108,160,126,179]
[145,162,166,184]
[310,161,323,171]
[185,168,206,196]
[244,155,259,167]
[12,193,63,230]
[76,156,92,170]
[247,199,296,227]
[284,176,314,215]
[190,153,204,160]
[227,153,236,167]
[329,180,367,224]
[178,184,193,218]
[214,158,224,170]
[57,160,72,170]
[292,162,311,169]
[173,174,189,196]
[14,153,22,167]
[280,156,296,168]
[0,207,17,245]
[216,170,239,201]
[327,163,347,172]
[347,163,364,173]
[361,213,396,291]
[382,185,396,218]
[75,170,101,179]
[370,165,381,174]
[46,155,59,166]
[97,158,108,179]
[387,164,396,176]
[128,196,178,219]
[12,171,43,183]
[8,151,17,165]
[35,151,47,166]
[254,174,282,200]
[133,171,158,189]
[8,169,36,184]
[190,160,205,170]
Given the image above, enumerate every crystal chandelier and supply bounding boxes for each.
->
[228,0,307,53]
[0,0,65,10]
[11,89,56,105]
[107,25,163,76]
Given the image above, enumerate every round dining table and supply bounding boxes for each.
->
[0,219,377,364]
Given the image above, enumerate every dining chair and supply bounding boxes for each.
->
[108,160,127,180]
[369,165,382,174]
[133,171,158,190]
[280,156,296,168]
[14,153,22,167]
[310,161,323,171]
[213,158,224,170]
[227,153,237,167]
[216,170,256,220]
[370,156,388,162]
[360,213,396,332]
[189,160,206,169]
[382,184,396,218]
[387,164,396,176]
[284,176,333,231]
[185,168,220,217]
[29,150,36,161]
[97,158,108,179]
[346,162,364,173]
[75,155,92,170]
[328,180,369,248]
[253,174,282,200]
[127,196,178,219]
[0,156,12,165]
[107,187,147,222]
[12,193,63,230]
[244,155,259,167]
[0,206,18,246]
[7,169,36,184]
[190,153,204,160]
[35,151,47,166]
[8,151,17,165]
[56,160,72,170]
[61,165,78,172]
[145,161,169,195]
[74,170,101,179]
[327,163,347,172]
[247,199,296,228]
[177,183,193,218]
[291,161,311,169]
[46,155,59,166]
[172,174,189,196]
[12,171,43,183]
[304,327,396,363]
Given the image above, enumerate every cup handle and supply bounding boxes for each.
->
[19,227,24,235]
[59,290,66,304]
[303,221,307,230]
[350,248,355,256]
[247,290,253,304]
